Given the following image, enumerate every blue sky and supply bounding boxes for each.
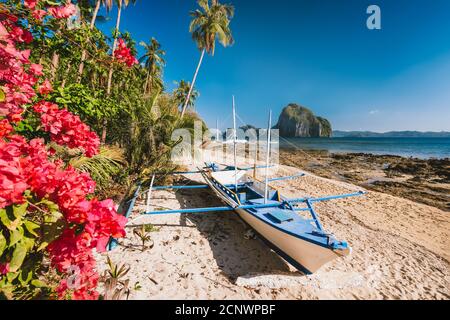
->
[97,0,450,132]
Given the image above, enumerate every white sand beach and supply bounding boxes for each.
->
[96,152,450,300]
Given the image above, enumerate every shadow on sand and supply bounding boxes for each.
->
[174,188,293,279]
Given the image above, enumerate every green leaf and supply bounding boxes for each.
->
[0,206,23,231]
[23,220,40,237]
[9,241,28,272]
[0,231,6,256]
[31,279,46,288]
[13,202,28,219]
[39,211,65,251]
[0,87,5,102]
[22,237,35,251]
[38,199,59,213]
[18,269,33,286]
[9,226,24,248]
[6,271,19,282]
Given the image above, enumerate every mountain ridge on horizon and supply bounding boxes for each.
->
[332,130,450,138]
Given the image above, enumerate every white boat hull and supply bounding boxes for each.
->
[235,208,348,273]
[201,169,350,273]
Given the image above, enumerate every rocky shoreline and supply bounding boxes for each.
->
[279,149,450,211]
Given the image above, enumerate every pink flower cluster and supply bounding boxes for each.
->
[0,14,37,122]
[113,38,138,67]
[1,15,99,156]
[0,10,126,300]
[34,101,100,157]
[23,0,47,21]
[0,134,126,299]
[47,1,77,20]
[24,0,76,20]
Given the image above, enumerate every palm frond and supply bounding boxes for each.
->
[70,146,127,190]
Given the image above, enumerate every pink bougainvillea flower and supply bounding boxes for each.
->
[33,101,100,157]
[38,79,52,95]
[0,263,10,275]
[113,38,138,68]
[24,0,38,10]
[32,9,47,21]
[10,26,33,44]
[0,22,8,41]
[0,119,13,138]
[0,135,29,208]
[0,8,127,300]
[48,1,77,19]
[29,63,43,76]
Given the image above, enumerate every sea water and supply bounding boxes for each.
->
[279,137,450,159]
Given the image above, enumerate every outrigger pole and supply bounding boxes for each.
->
[145,174,155,213]
[232,95,238,192]
[216,118,219,141]
[264,110,272,204]
[144,191,366,215]
[142,173,306,192]
[148,164,275,177]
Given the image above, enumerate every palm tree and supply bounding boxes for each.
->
[106,0,137,95]
[173,80,199,112]
[139,38,166,95]
[102,0,137,143]
[77,0,110,82]
[180,0,234,118]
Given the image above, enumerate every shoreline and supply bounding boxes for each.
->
[279,148,450,211]
[279,136,450,160]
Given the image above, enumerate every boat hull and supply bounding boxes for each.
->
[200,169,349,274]
[235,207,346,274]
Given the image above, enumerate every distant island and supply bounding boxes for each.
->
[274,104,332,138]
[333,131,450,138]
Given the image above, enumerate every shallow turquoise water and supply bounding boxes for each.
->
[279,137,450,159]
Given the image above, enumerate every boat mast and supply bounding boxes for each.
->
[216,118,219,141]
[232,95,238,192]
[145,174,155,213]
[264,110,272,203]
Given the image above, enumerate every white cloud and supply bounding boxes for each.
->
[369,109,379,115]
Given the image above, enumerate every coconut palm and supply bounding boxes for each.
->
[77,0,111,82]
[102,0,137,143]
[106,0,137,94]
[139,38,166,95]
[173,80,199,112]
[180,0,234,118]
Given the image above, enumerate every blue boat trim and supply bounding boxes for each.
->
[143,177,364,251]
[107,183,141,251]
[205,173,337,250]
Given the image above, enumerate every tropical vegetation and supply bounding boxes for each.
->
[0,0,234,300]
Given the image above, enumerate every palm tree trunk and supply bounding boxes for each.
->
[180,48,205,118]
[102,6,122,144]
[77,0,101,83]
[61,62,71,88]
[107,6,122,96]
[50,52,60,82]
[144,68,150,94]
[89,0,101,29]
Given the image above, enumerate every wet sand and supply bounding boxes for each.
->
[280,150,450,211]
